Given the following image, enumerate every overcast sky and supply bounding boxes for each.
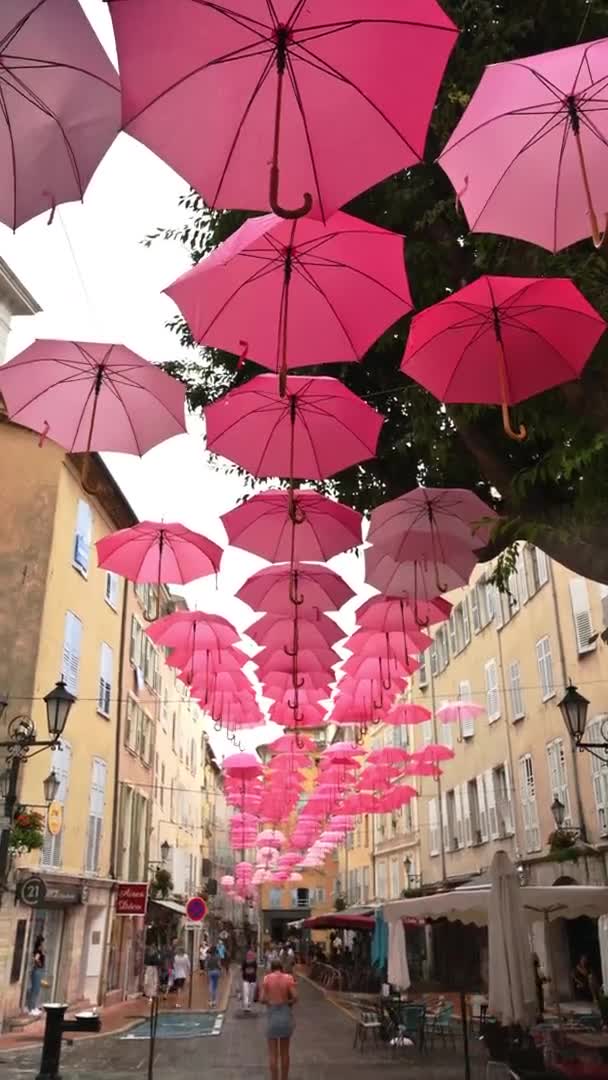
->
[1,1,370,754]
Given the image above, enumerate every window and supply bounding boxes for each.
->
[519,755,541,852]
[41,742,71,867]
[97,642,113,717]
[143,638,158,690]
[527,546,549,593]
[376,860,388,899]
[171,712,177,752]
[390,857,400,898]
[588,719,608,835]
[508,661,525,721]
[162,689,169,732]
[493,764,514,836]
[476,774,489,842]
[536,637,555,701]
[546,738,572,824]
[418,651,428,688]
[449,601,471,655]
[430,642,438,677]
[439,701,454,749]
[421,719,433,746]
[429,797,440,856]
[62,611,82,695]
[86,758,107,873]
[484,769,499,839]
[435,626,450,672]
[458,680,475,738]
[392,725,407,749]
[362,866,370,903]
[125,696,152,763]
[129,615,143,669]
[467,779,481,844]
[516,546,529,604]
[443,790,457,851]
[484,659,500,721]
[402,799,414,833]
[471,579,493,633]
[160,763,165,808]
[569,578,595,655]
[269,888,282,909]
[73,499,92,574]
[599,584,608,629]
[105,571,119,610]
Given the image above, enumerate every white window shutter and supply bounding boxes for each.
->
[598,584,608,628]
[485,769,499,839]
[470,587,480,633]
[588,721,608,835]
[62,612,82,695]
[462,598,471,644]
[502,761,514,834]
[98,642,113,716]
[462,782,472,846]
[449,614,457,655]
[517,547,529,604]
[569,578,595,654]
[509,660,525,720]
[441,792,449,851]
[477,775,489,842]
[42,742,71,867]
[429,798,439,856]
[86,758,107,873]
[73,499,92,573]
[485,659,500,721]
[458,680,475,737]
[422,719,433,746]
[536,549,549,585]
[455,785,464,848]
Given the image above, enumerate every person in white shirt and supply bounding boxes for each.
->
[172,946,191,1009]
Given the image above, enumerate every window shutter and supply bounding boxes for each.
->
[470,587,481,633]
[587,721,608,835]
[599,584,608,629]
[461,598,471,644]
[477,775,489,841]
[485,659,500,721]
[458,680,475,738]
[42,742,71,867]
[536,637,555,700]
[441,792,449,851]
[516,548,529,604]
[502,761,514,835]
[454,785,464,848]
[429,798,439,856]
[418,651,428,688]
[547,739,571,824]
[449,614,457,655]
[73,499,92,573]
[105,572,119,608]
[569,578,595,654]
[462,782,472,846]
[493,586,504,629]
[422,719,433,746]
[536,549,549,585]
[62,611,82,695]
[86,758,107,873]
[485,769,499,839]
[508,661,524,720]
[98,642,113,716]
[519,756,540,853]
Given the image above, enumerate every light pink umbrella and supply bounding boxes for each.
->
[322,743,365,761]
[255,646,339,677]
[367,747,410,767]
[377,786,417,812]
[414,744,455,764]
[0,340,186,457]
[256,829,286,848]
[170,645,246,679]
[358,765,399,791]
[237,562,354,614]
[166,211,412,388]
[222,752,263,779]
[356,594,452,631]
[205,374,383,480]
[364,545,474,598]
[385,704,432,727]
[0,1,120,230]
[369,486,498,554]
[405,760,442,778]
[246,612,344,649]
[110,0,457,221]
[263,672,332,696]
[436,701,485,725]
[269,703,327,729]
[267,733,316,754]
[438,38,608,252]
[346,627,432,658]
[340,653,409,690]
[222,490,363,564]
[97,522,222,585]
[147,610,239,649]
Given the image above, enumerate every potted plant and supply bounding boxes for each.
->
[149,866,173,899]
[9,807,45,854]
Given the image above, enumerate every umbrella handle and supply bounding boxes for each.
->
[213,719,223,732]
[295,730,305,751]
[501,400,527,442]
[269,163,312,221]
[497,339,526,441]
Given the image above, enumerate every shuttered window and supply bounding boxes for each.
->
[546,739,572,825]
[105,572,119,610]
[62,611,82,695]
[41,742,71,867]
[418,650,428,688]
[429,798,440,856]
[519,755,541,853]
[86,758,107,873]
[476,774,489,842]
[484,769,499,838]
[508,660,525,720]
[485,659,500,721]
[97,642,113,717]
[458,679,475,738]
[73,499,92,574]
[587,719,608,835]
[569,578,595,655]
[536,637,555,701]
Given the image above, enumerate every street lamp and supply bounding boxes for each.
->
[160,840,170,863]
[42,770,60,804]
[558,682,608,762]
[43,679,76,739]
[551,797,566,829]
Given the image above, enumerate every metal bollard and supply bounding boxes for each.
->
[36,1003,101,1080]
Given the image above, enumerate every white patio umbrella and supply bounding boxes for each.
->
[388,917,410,991]
[488,852,536,1027]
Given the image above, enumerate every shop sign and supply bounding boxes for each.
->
[116,882,149,916]
[19,875,47,907]
[47,801,63,836]
[19,875,85,907]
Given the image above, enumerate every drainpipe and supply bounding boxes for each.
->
[429,664,447,884]
[548,562,589,853]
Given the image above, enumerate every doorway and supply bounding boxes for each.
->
[22,909,65,1008]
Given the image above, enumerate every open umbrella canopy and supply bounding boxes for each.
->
[246,612,344,649]
[110,0,458,221]
[0,0,120,230]
[0,340,186,455]
[205,374,384,480]
[367,747,410,766]
[237,562,354,614]
[436,701,485,725]
[255,645,339,676]
[269,702,328,728]
[147,610,239,649]
[345,627,431,662]
[222,490,363,564]
[368,486,498,553]
[222,752,263,779]
[365,544,474,598]
[166,211,412,378]
[438,37,608,252]
[356,594,452,631]
[385,703,432,726]
[97,522,223,584]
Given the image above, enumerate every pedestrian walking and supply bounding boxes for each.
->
[260,959,297,1080]
[280,945,295,975]
[199,938,209,972]
[172,945,191,1009]
[25,935,46,1016]
[241,947,258,1012]
[205,945,222,1009]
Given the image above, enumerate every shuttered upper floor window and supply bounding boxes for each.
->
[62,611,82,696]
[73,499,92,575]
[97,642,113,717]
[568,577,595,655]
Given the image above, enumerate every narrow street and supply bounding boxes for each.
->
[2,976,483,1080]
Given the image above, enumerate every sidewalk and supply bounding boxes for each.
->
[0,966,232,1052]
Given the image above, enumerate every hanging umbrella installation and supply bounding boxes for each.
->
[401,275,606,440]
[109,0,458,220]
[0,0,120,229]
[222,490,363,565]
[438,37,608,252]
[368,486,498,555]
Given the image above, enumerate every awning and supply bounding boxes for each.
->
[382,884,608,926]
[148,897,187,916]
[301,913,375,931]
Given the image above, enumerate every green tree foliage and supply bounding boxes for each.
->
[147,1,608,581]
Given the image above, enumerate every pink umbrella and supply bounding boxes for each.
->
[436,701,485,725]
[0,1,120,230]
[246,612,344,650]
[385,704,432,727]
[267,756,309,773]
[237,562,354,614]
[438,38,608,252]
[263,672,332,696]
[255,646,339,676]
[377,786,417,812]
[340,654,409,690]
[401,276,606,441]
[414,744,455,764]
[222,490,363,564]
[346,627,432,659]
[357,765,399,791]
[365,544,473,598]
[368,486,498,554]
[97,522,222,585]
[405,761,442,778]
[367,747,410,766]
[171,646,246,680]
[110,0,458,221]
[268,733,316,754]
[147,610,239,649]
[269,703,327,729]
[340,793,378,815]
[0,341,186,461]
[321,743,365,761]
[356,594,452,632]
[166,211,412,388]
[222,752,262,779]
[205,374,383,480]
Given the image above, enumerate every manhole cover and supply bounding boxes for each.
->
[120,1011,224,1040]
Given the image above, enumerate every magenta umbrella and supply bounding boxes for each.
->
[262,672,332,695]
[147,610,239,649]
[367,747,410,766]
[222,490,363,564]
[438,38,608,252]
[205,374,383,480]
[364,544,474,597]
[255,646,339,676]
[385,704,432,726]
[97,522,222,584]
[368,486,498,554]
[356,594,452,631]
[246,612,343,649]
[0,0,120,230]
[166,211,412,388]
[345,628,432,663]
[0,340,186,456]
[237,562,354,614]
[401,276,606,440]
[268,734,316,754]
[269,703,327,729]
[110,0,458,221]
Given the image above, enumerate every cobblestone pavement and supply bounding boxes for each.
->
[3,976,486,1080]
